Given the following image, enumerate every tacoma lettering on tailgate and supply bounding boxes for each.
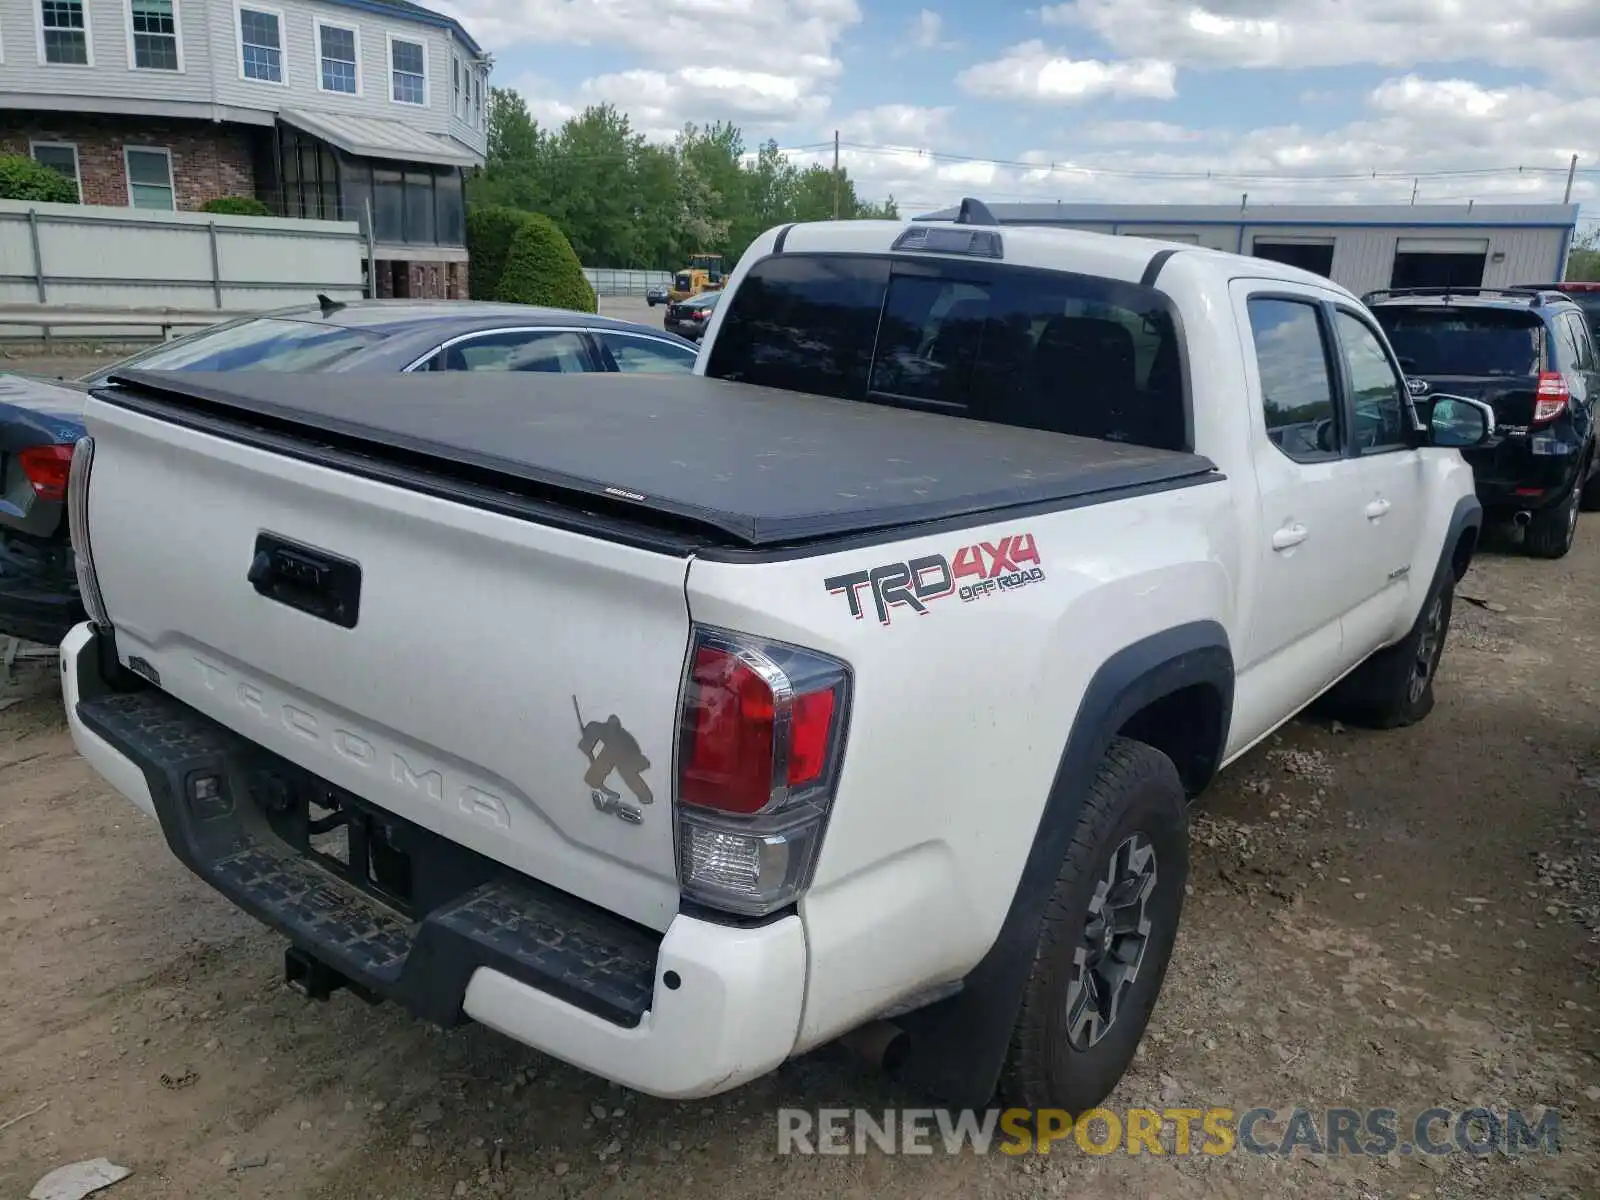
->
[824,532,1045,625]
[193,656,513,830]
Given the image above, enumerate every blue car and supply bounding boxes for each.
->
[0,298,700,644]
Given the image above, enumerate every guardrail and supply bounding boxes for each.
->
[585,267,673,297]
[0,199,368,341]
[0,305,247,341]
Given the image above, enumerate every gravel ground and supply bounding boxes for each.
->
[0,388,1595,1198]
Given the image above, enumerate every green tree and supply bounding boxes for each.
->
[0,154,77,203]
[555,105,646,266]
[487,87,541,169]
[468,89,900,271]
[465,205,533,300]
[1565,229,1600,282]
[494,212,597,312]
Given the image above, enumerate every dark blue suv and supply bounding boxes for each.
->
[1365,287,1600,559]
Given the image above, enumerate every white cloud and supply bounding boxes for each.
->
[462,0,859,143]
[802,74,1597,212]
[957,40,1177,102]
[908,9,955,50]
[1048,0,1600,81]
[1081,120,1210,144]
[505,73,579,129]
[837,104,953,144]
[439,0,860,79]
[577,67,830,141]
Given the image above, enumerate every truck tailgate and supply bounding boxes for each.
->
[82,396,687,932]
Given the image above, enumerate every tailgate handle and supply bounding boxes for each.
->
[248,532,361,629]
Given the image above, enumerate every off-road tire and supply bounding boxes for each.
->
[1526,479,1580,559]
[1001,738,1188,1114]
[1321,571,1455,729]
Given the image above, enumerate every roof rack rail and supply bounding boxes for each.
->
[1360,285,1568,308]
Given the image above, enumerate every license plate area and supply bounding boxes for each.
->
[256,771,418,919]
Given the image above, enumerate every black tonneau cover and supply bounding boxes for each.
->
[99,369,1217,548]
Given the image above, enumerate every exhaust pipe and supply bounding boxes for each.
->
[836,1020,910,1072]
[1514,510,1533,528]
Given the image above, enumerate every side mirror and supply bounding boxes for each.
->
[1314,418,1338,453]
[1427,393,1495,448]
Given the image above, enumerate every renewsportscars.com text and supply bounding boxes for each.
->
[776,1106,1561,1158]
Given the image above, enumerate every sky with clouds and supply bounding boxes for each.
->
[434,0,1600,223]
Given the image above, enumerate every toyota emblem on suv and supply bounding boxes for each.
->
[1406,377,1430,396]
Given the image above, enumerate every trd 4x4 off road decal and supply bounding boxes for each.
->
[824,533,1045,625]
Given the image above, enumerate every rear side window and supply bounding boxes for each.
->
[1552,313,1583,372]
[1567,293,1600,342]
[1372,307,1547,377]
[1247,298,1338,462]
[1559,312,1596,372]
[706,253,1188,451]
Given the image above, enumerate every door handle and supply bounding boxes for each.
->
[1272,523,1308,551]
[1365,498,1392,520]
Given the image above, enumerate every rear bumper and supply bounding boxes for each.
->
[1464,433,1587,514]
[60,622,806,1098]
[0,532,82,645]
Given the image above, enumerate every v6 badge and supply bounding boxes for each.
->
[572,695,653,824]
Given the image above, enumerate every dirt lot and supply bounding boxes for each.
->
[0,345,1596,1197]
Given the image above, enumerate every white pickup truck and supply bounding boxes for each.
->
[62,201,1494,1114]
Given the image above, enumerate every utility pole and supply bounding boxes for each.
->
[1410,178,1419,206]
[1564,153,1579,204]
[832,130,841,220]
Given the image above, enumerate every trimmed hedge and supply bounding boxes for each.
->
[200,196,271,216]
[464,205,527,301]
[489,213,597,313]
[0,154,77,204]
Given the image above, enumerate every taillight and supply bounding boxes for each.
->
[18,444,74,502]
[1534,372,1570,423]
[67,437,111,628]
[675,626,850,916]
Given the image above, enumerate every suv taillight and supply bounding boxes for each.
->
[19,444,73,502]
[67,436,111,628]
[675,626,851,916]
[1535,371,1570,423]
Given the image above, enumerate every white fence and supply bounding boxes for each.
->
[0,199,366,340]
[585,267,673,297]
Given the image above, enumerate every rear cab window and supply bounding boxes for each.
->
[704,253,1189,452]
[1371,305,1549,378]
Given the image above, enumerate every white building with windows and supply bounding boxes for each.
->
[0,0,491,296]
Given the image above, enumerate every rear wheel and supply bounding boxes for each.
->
[1526,479,1580,559]
[1001,738,1188,1113]
[1321,570,1455,729]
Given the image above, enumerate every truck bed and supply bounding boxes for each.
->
[101,369,1219,549]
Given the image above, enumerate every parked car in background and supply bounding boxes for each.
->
[664,290,721,341]
[0,299,699,646]
[1366,286,1600,558]
[646,285,670,307]
[1515,280,1600,341]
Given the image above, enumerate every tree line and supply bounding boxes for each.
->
[468,89,899,271]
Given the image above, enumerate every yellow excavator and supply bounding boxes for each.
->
[667,253,726,303]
